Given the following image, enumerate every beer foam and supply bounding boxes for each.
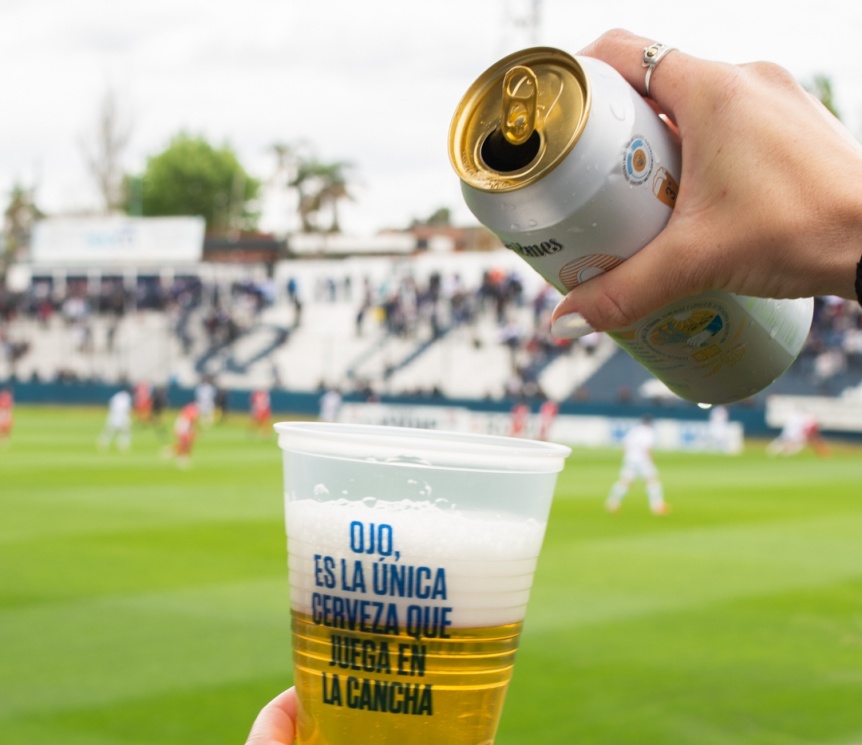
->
[286,498,546,626]
[287,497,544,558]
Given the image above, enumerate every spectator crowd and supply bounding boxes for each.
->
[1,264,860,402]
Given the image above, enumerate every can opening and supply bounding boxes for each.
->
[480,128,541,173]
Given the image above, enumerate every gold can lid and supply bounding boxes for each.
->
[449,47,590,192]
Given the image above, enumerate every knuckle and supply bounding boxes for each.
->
[601,28,636,48]
[737,61,805,103]
[582,28,636,58]
[587,288,640,331]
[743,60,797,87]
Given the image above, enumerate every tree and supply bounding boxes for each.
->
[80,87,133,214]
[313,160,354,234]
[266,140,311,234]
[269,140,312,184]
[287,156,355,234]
[136,133,260,235]
[3,183,44,263]
[411,207,452,228]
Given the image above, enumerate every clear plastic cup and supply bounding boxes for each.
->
[275,421,570,745]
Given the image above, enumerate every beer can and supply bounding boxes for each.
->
[448,47,813,405]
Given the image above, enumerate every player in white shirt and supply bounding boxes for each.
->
[767,408,829,457]
[707,404,734,454]
[606,416,669,515]
[98,388,133,452]
[195,379,217,426]
[318,388,342,423]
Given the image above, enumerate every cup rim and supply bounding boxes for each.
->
[274,420,570,473]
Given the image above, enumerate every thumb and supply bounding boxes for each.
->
[550,229,691,337]
[245,688,298,745]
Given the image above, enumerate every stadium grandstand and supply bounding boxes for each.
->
[1,215,862,442]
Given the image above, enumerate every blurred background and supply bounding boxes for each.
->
[1,0,861,415]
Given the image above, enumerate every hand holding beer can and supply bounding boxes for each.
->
[276,421,570,744]
[449,47,814,405]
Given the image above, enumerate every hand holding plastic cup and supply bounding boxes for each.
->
[275,422,570,745]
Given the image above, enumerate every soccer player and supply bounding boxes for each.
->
[249,388,272,436]
[171,402,199,468]
[318,387,342,423]
[767,409,829,457]
[706,404,734,454]
[150,385,167,433]
[606,416,669,516]
[195,378,217,427]
[0,387,13,444]
[509,401,530,437]
[98,388,133,452]
[537,398,559,441]
[133,381,153,425]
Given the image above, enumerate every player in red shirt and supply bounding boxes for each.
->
[171,403,199,468]
[133,381,153,425]
[537,399,559,441]
[0,388,13,443]
[802,414,830,457]
[509,402,530,437]
[249,388,272,436]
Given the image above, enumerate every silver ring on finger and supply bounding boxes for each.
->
[642,43,677,98]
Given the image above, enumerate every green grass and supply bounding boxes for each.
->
[1,406,861,744]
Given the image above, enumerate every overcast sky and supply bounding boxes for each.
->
[3,0,861,236]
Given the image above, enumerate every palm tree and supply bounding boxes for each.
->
[289,159,322,233]
[316,161,354,234]
[287,157,355,234]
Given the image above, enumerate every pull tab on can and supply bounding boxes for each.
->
[501,65,539,145]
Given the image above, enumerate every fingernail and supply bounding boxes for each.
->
[551,312,596,340]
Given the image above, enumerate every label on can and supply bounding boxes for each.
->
[623,136,653,184]
[614,297,741,372]
[652,167,679,208]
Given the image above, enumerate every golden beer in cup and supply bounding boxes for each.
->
[276,422,569,744]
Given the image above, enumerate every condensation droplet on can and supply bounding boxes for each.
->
[609,101,627,121]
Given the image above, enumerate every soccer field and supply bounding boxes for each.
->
[1,406,861,744]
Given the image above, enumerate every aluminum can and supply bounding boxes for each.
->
[448,47,813,405]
